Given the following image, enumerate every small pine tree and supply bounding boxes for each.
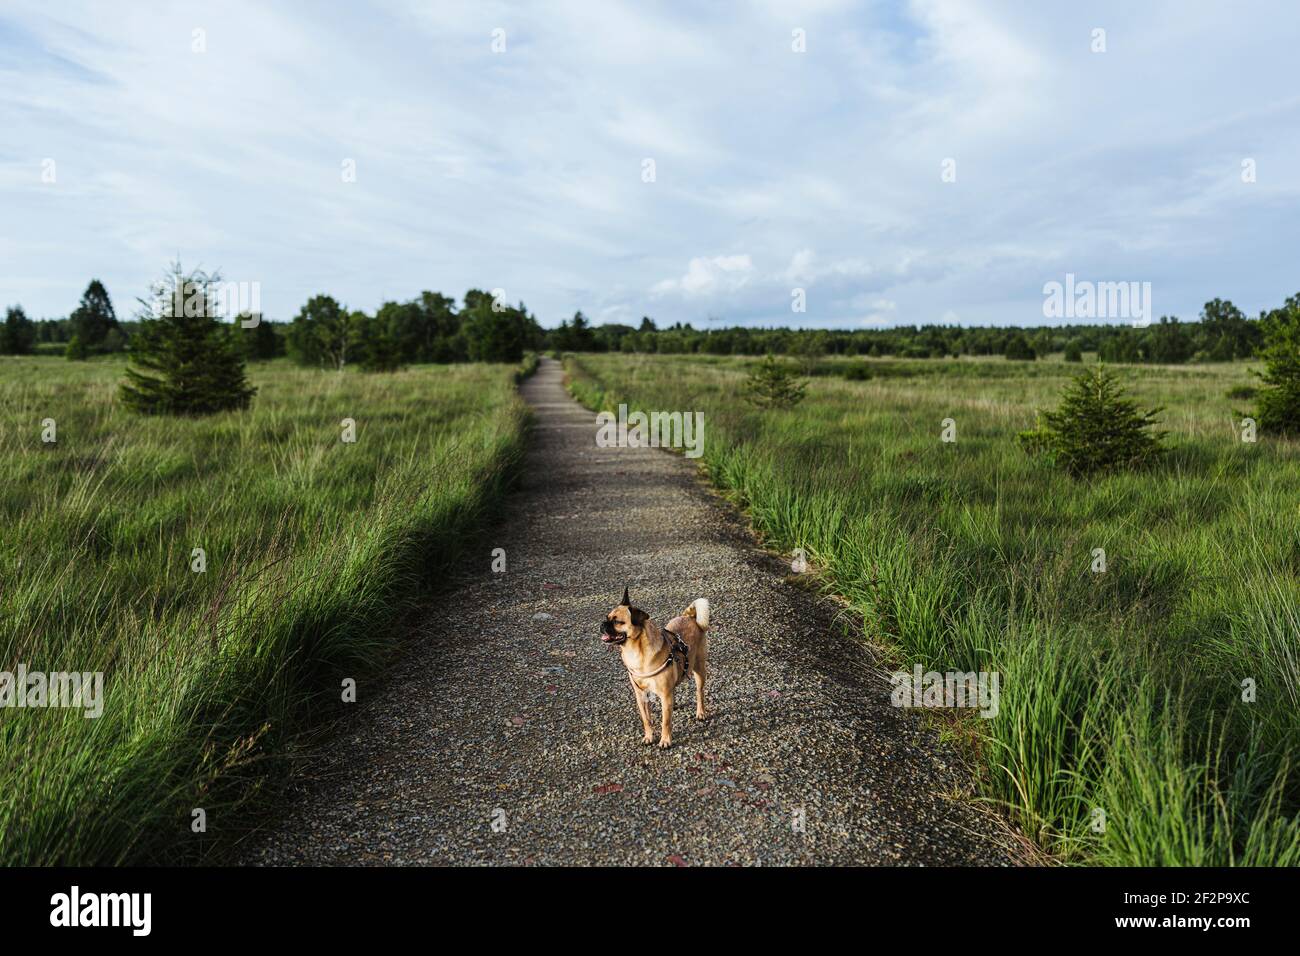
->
[743,354,807,409]
[1253,294,1300,435]
[1063,339,1084,362]
[1018,364,1165,477]
[120,263,256,415]
[65,334,89,361]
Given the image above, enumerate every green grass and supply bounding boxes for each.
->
[0,355,529,864]
[566,352,1300,865]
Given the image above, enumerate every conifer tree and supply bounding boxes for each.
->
[743,354,807,409]
[120,263,255,415]
[67,279,119,355]
[1018,364,1165,476]
[1253,293,1300,435]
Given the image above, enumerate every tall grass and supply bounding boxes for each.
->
[567,353,1300,865]
[0,356,528,864]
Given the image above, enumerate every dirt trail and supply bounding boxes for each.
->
[243,358,1023,865]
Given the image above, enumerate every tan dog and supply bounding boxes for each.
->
[600,587,710,748]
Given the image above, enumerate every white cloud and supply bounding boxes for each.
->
[855,297,897,326]
[784,249,818,284]
[652,255,755,297]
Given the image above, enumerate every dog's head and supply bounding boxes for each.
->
[600,586,648,645]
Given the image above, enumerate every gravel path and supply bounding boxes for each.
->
[242,358,1025,866]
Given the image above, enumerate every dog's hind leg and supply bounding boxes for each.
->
[631,678,654,745]
[692,658,708,721]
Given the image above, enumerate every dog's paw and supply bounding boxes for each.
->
[695,710,710,722]
[642,733,655,745]
[658,737,673,749]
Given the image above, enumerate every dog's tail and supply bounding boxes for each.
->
[685,598,710,629]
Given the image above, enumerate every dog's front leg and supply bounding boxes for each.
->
[631,678,654,745]
[658,685,674,748]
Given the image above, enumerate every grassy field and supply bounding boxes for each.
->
[0,355,530,864]
[566,352,1300,866]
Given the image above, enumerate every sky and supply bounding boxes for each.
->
[2,0,1299,330]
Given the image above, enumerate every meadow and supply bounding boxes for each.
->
[565,352,1300,865]
[0,355,530,864]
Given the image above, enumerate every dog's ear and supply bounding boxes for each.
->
[621,586,630,607]
[629,606,648,627]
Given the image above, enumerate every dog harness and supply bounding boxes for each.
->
[626,628,691,682]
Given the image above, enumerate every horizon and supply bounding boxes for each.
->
[3,0,1299,329]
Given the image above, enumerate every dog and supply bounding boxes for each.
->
[600,587,710,748]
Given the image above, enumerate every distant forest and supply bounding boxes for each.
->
[7,283,1294,367]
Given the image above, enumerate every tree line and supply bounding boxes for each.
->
[5,278,1289,369]
[548,298,1271,364]
[3,279,1287,368]
[0,279,545,367]
[284,289,543,371]
[3,271,1298,432]
[6,280,1286,368]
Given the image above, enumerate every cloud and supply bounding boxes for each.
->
[652,255,755,297]
[855,297,897,326]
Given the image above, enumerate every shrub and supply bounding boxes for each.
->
[237,313,285,361]
[355,311,406,372]
[1004,333,1036,361]
[119,263,256,415]
[287,294,352,369]
[1017,364,1165,476]
[1063,339,1084,362]
[791,333,827,373]
[743,354,807,409]
[841,363,872,381]
[64,334,89,361]
[0,305,36,355]
[1253,294,1300,435]
[101,327,128,353]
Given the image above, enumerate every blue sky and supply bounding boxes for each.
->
[2,0,1299,329]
